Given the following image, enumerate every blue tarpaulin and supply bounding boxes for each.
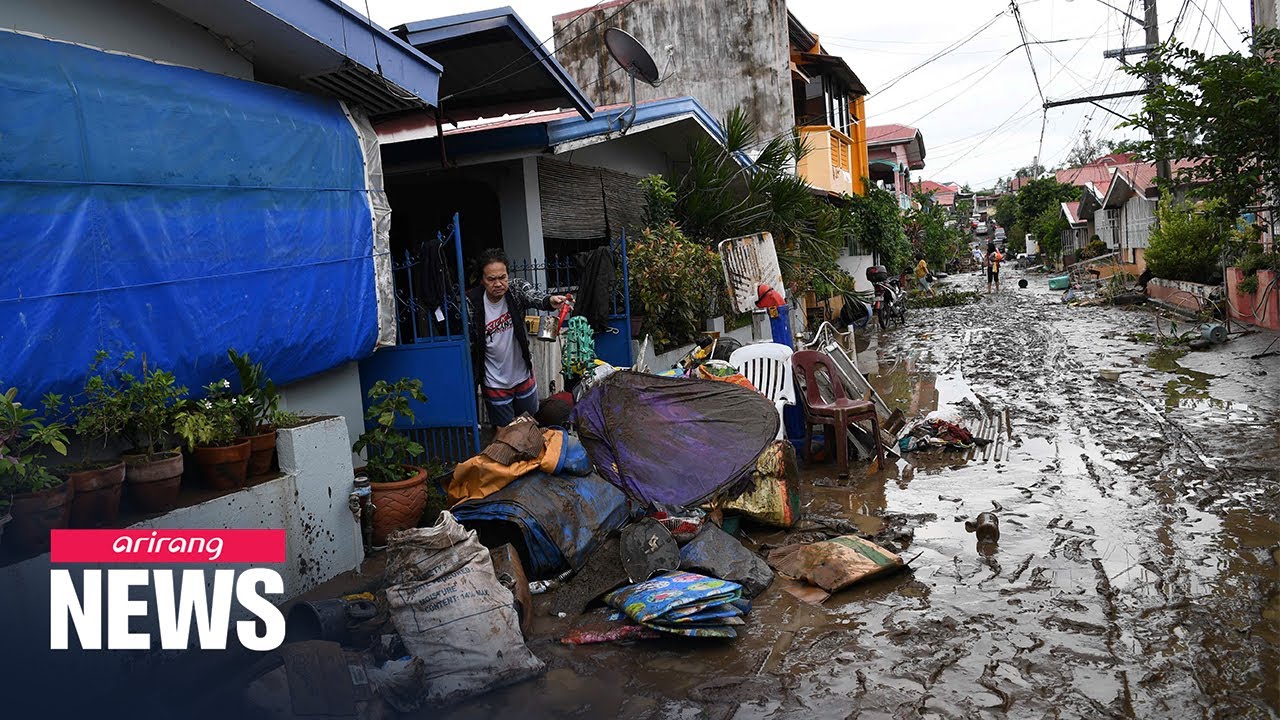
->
[452,471,630,579]
[0,31,379,402]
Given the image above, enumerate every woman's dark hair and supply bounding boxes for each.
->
[478,248,509,273]
[987,242,996,253]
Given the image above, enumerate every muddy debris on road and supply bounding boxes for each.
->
[233,270,1279,720]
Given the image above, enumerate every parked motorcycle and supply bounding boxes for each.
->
[865,266,907,329]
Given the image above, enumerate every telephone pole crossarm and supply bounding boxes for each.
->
[1042,88,1148,109]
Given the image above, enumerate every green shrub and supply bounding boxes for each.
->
[1145,194,1231,285]
[630,222,725,353]
[1239,274,1259,294]
[1079,236,1109,260]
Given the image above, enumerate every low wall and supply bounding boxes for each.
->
[1226,268,1280,331]
[0,416,364,708]
[1148,277,1218,316]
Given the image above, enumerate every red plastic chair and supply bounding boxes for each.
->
[791,350,884,475]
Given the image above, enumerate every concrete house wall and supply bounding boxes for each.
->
[2,0,253,78]
[552,0,793,151]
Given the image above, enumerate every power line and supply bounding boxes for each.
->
[1214,0,1243,35]
[1170,0,1194,39]
[1011,1,1046,105]
[1185,0,1231,46]
[869,11,1006,98]
[867,35,1106,118]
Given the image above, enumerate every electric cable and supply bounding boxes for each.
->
[868,11,1007,99]
[1187,0,1228,48]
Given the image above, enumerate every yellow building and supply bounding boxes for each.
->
[788,14,870,197]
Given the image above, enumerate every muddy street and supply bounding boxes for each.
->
[436,268,1280,720]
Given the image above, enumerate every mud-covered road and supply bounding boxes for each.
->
[442,269,1280,720]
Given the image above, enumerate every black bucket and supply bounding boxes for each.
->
[286,599,350,643]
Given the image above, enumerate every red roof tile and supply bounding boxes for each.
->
[867,124,919,144]
[1062,201,1084,224]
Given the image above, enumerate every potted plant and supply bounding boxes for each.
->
[227,349,281,477]
[172,380,251,491]
[119,356,188,512]
[352,378,429,545]
[59,351,131,527]
[0,388,72,553]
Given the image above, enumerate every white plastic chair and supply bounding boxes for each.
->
[729,342,796,440]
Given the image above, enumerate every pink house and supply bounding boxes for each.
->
[868,124,925,209]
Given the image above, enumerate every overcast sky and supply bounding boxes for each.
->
[350,0,1253,190]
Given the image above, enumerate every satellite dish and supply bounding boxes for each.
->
[605,28,660,86]
[604,28,660,134]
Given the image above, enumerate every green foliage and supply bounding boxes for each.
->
[72,350,133,461]
[0,388,69,495]
[1122,28,1280,220]
[630,222,725,352]
[119,356,187,459]
[1236,250,1278,276]
[1145,194,1232,284]
[228,348,280,435]
[904,192,967,268]
[353,379,427,485]
[993,195,1018,235]
[270,410,303,429]
[1079,236,1110,260]
[663,108,842,287]
[1239,274,1259,294]
[640,174,676,228]
[910,288,982,308]
[1030,207,1067,261]
[848,184,911,274]
[171,380,242,451]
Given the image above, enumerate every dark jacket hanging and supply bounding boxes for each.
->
[571,246,616,334]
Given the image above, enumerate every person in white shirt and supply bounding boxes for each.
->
[466,249,566,427]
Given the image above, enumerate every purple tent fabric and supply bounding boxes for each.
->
[571,371,780,507]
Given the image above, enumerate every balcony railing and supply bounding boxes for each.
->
[797,125,854,196]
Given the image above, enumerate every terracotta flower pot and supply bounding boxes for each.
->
[123,451,184,513]
[238,428,278,478]
[367,465,428,546]
[67,460,126,528]
[192,440,251,490]
[10,480,72,554]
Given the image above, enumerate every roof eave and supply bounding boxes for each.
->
[155,0,442,113]
[397,7,594,121]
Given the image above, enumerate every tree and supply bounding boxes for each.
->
[1122,28,1280,220]
[903,192,964,268]
[1066,129,1114,167]
[993,194,1018,233]
[847,185,911,274]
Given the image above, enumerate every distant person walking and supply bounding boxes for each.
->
[985,242,1004,293]
[915,256,934,296]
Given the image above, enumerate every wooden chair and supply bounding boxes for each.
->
[791,350,884,475]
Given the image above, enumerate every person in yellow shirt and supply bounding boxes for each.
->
[914,256,934,296]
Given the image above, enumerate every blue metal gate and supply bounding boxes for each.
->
[358,213,480,465]
[508,231,633,368]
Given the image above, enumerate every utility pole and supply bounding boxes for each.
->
[1044,0,1171,182]
[1143,0,1173,183]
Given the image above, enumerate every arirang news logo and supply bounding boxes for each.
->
[48,529,287,651]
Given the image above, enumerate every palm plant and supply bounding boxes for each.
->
[671,108,845,287]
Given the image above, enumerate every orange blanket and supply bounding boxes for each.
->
[447,428,564,505]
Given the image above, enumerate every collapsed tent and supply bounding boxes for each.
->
[571,371,780,507]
